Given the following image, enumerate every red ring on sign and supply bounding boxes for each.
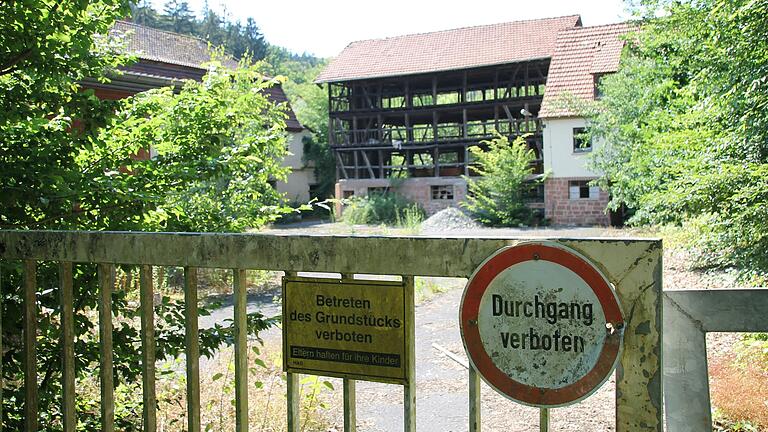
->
[460,242,624,407]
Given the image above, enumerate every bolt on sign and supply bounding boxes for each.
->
[460,241,625,407]
[283,276,408,384]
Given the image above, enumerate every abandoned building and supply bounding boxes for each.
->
[81,20,316,203]
[316,15,631,224]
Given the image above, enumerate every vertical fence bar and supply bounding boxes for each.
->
[184,267,201,432]
[59,262,76,432]
[539,408,549,431]
[233,269,248,432]
[285,271,300,432]
[468,367,481,432]
[23,260,37,432]
[140,265,157,432]
[404,275,416,432]
[98,264,115,432]
[341,273,357,432]
[343,379,357,431]
[0,260,4,432]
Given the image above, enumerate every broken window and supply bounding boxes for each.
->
[569,180,599,200]
[431,185,454,200]
[573,127,592,153]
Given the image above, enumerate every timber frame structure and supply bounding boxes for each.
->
[327,60,548,180]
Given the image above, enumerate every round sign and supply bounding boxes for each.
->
[460,241,624,407]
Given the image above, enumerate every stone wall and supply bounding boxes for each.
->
[544,177,610,225]
[335,177,468,216]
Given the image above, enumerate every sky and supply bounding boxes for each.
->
[149,0,631,58]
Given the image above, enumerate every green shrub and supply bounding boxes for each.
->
[343,193,425,226]
[461,134,541,226]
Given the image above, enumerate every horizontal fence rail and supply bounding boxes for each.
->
[0,230,654,276]
[0,230,664,431]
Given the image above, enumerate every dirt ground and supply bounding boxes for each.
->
[243,220,746,431]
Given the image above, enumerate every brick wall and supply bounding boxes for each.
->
[544,177,610,226]
[336,178,468,216]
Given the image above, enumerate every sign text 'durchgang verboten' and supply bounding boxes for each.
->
[461,242,625,407]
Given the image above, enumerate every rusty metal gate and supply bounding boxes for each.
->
[1,230,758,431]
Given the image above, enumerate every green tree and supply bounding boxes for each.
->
[129,0,160,27]
[461,135,540,226]
[161,0,196,34]
[0,1,288,427]
[588,0,768,271]
[96,59,291,232]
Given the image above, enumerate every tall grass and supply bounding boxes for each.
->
[342,193,425,228]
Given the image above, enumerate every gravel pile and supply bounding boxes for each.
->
[420,207,481,232]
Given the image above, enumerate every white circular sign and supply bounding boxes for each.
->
[460,242,624,407]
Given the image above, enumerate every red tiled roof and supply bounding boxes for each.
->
[110,20,303,131]
[112,20,239,69]
[539,23,634,118]
[315,15,582,83]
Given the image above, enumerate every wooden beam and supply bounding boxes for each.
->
[352,116,358,145]
[405,113,413,144]
[405,80,411,109]
[462,71,467,104]
[378,150,385,179]
[463,109,469,139]
[336,152,349,179]
[432,76,437,105]
[464,144,470,176]
[434,147,440,177]
[432,111,439,143]
[361,150,376,179]
[353,150,359,179]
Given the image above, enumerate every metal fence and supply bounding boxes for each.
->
[0,230,675,431]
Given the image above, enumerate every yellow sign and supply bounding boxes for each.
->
[282,277,407,384]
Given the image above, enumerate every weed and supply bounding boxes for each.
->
[156,341,334,431]
[710,352,768,430]
[343,193,425,227]
[414,277,452,304]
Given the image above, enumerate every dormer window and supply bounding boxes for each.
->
[594,74,606,99]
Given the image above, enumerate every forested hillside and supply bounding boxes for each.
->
[128,0,336,199]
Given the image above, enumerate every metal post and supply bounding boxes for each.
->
[140,265,157,432]
[341,273,357,432]
[23,260,38,432]
[404,276,416,432]
[233,269,248,432]
[285,271,300,432]
[539,408,549,432]
[184,267,201,432]
[468,367,481,432]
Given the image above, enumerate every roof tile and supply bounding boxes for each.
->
[539,23,634,118]
[110,21,303,131]
[315,15,582,83]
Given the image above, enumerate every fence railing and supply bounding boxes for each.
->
[9,229,753,431]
